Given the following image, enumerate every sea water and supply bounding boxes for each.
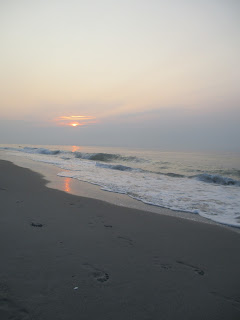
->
[1,144,240,227]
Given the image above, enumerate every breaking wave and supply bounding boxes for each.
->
[1,147,141,162]
[96,162,140,172]
[32,148,61,155]
[193,173,240,186]
[164,172,185,178]
[74,152,141,162]
[2,146,61,155]
[215,169,240,179]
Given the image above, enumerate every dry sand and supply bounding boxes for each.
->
[0,160,240,319]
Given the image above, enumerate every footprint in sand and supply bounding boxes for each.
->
[153,257,204,275]
[117,236,133,246]
[68,201,84,209]
[92,271,110,283]
[104,224,113,228]
[210,292,240,310]
[31,222,44,228]
[0,284,30,320]
[83,263,110,283]
[176,260,205,276]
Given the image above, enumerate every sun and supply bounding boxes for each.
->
[55,115,97,127]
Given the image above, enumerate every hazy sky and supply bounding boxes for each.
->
[0,0,239,151]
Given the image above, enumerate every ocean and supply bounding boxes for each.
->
[1,144,240,228]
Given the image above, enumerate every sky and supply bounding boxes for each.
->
[0,0,240,151]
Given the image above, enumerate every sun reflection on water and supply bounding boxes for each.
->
[71,145,79,152]
[64,178,71,193]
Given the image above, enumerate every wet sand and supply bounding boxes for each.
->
[0,160,240,319]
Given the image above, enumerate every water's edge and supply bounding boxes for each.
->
[1,150,239,234]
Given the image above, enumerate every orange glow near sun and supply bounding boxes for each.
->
[54,115,97,127]
[71,145,79,152]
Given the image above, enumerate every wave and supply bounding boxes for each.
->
[1,146,61,155]
[1,146,144,163]
[73,151,141,162]
[96,163,185,176]
[214,169,240,179]
[164,172,185,178]
[21,147,61,155]
[31,148,61,155]
[193,173,240,186]
[96,162,138,171]
[2,146,239,188]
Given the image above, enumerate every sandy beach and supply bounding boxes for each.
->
[1,159,240,320]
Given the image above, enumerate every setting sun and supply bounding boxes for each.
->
[54,115,97,127]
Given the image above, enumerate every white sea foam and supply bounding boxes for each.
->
[57,163,240,227]
[1,145,240,227]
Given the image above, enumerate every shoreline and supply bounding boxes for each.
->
[0,150,237,232]
[0,159,240,319]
